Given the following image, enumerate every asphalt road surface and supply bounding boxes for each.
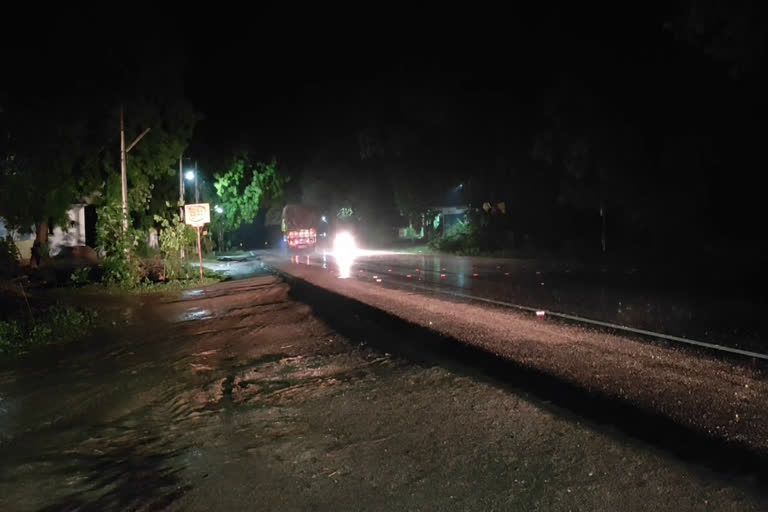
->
[260,248,768,355]
[1,274,766,510]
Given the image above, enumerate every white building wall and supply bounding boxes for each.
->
[1,204,88,261]
[48,204,87,256]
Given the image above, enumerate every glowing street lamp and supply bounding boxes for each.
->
[184,163,199,202]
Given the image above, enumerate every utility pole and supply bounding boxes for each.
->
[119,105,151,232]
[194,160,199,203]
[179,153,184,220]
[120,106,128,231]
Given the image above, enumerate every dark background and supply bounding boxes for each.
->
[5,3,768,259]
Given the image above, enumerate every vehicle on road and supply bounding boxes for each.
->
[281,204,324,252]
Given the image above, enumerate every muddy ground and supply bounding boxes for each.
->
[0,275,766,511]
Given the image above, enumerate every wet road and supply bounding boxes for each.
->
[268,249,768,355]
[1,275,767,510]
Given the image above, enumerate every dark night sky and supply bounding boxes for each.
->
[181,5,713,158]
[5,4,768,251]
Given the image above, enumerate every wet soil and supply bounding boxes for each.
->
[0,275,766,511]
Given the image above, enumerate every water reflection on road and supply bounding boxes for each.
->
[283,249,768,352]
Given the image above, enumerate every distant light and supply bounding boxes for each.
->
[473,273,479,277]
[214,205,223,214]
[536,310,546,317]
[333,231,356,279]
[440,274,446,278]
[185,170,195,181]
[458,183,464,189]
[321,215,327,223]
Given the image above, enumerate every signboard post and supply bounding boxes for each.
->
[184,203,211,279]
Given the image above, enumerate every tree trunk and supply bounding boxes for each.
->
[35,221,49,245]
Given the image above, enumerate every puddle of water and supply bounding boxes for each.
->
[181,309,212,321]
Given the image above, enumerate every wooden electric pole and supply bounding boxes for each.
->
[119,105,151,232]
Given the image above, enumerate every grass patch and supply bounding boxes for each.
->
[74,275,226,297]
[0,303,97,356]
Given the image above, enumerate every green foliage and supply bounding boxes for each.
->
[120,98,196,228]
[96,201,143,286]
[0,321,23,353]
[70,267,92,286]
[214,155,287,232]
[401,225,422,240]
[0,304,95,355]
[154,202,196,280]
[2,42,198,252]
[0,238,21,278]
[428,219,478,252]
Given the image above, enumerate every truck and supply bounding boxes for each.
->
[281,204,323,252]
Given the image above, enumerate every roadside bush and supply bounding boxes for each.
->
[428,219,478,252]
[401,225,422,240]
[0,304,95,355]
[154,202,197,280]
[96,201,143,286]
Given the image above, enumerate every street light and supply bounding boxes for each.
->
[183,162,199,203]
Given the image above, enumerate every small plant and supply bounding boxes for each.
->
[70,266,92,286]
[0,320,23,354]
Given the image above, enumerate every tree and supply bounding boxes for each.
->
[0,100,91,245]
[116,97,197,229]
[1,39,198,254]
[214,155,286,233]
